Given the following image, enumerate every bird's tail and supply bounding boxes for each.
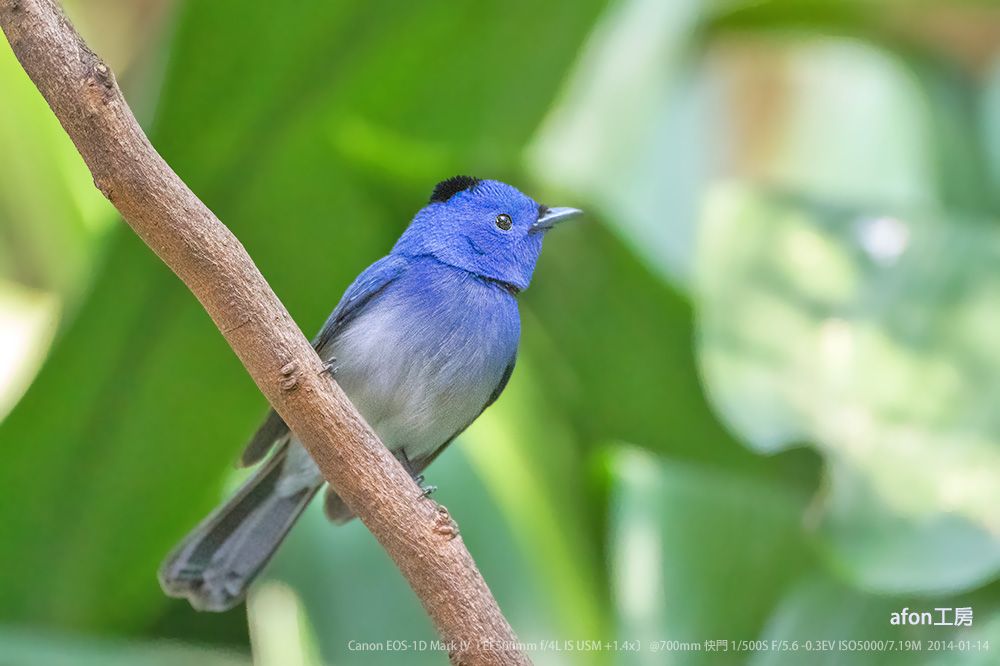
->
[158,444,321,612]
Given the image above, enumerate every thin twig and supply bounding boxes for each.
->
[0,1,529,663]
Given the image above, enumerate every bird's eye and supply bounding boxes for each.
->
[495,213,512,231]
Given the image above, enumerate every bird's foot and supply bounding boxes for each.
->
[414,474,437,497]
[319,357,338,377]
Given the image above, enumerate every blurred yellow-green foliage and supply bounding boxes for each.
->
[2,0,1000,664]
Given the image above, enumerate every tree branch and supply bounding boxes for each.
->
[0,1,529,663]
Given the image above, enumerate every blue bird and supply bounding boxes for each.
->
[159,176,581,611]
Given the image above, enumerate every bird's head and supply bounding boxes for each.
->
[392,176,582,292]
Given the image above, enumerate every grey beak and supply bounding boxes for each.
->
[530,206,583,234]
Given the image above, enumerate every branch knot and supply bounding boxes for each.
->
[433,505,459,540]
[279,360,300,392]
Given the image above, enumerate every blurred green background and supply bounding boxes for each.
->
[2,0,1000,664]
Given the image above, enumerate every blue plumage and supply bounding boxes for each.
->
[159,177,581,611]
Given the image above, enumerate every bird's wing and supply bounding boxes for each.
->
[240,254,409,467]
[310,253,410,358]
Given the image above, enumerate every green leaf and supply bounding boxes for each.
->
[749,575,908,666]
[607,446,813,665]
[528,0,710,285]
[696,185,1000,594]
[705,3,995,215]
[0,625,247,666]
[522,219,818,489]
[983,60,1000,209]
[750,575,1000,666]
[0,31,114,295]
[462,358,612,658]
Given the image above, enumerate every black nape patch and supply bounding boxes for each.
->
[429,175,481,204]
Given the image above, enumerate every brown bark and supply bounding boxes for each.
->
[0,1,529,663]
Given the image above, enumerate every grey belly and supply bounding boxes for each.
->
[323,297,508,462]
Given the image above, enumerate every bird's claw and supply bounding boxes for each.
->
[319,357,338,377]
[411,474,437,497]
